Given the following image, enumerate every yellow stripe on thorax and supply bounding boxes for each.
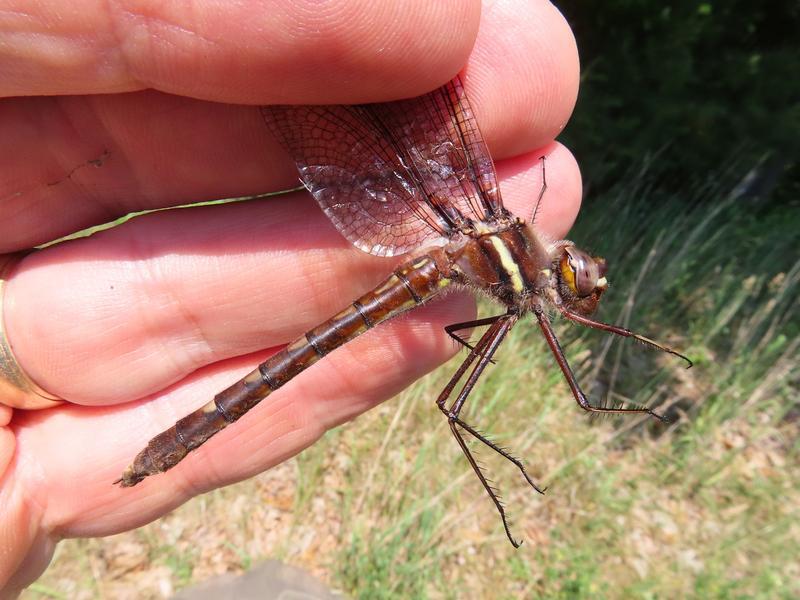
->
[487,235,524,293]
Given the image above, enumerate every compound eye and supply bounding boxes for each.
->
[561,247,602,297]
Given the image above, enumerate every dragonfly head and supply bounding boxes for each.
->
[557,245,608,315]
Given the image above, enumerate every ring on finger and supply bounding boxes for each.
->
[0,252,64,409]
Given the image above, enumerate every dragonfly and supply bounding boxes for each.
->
[116,76,691,546]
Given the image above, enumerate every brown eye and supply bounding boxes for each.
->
[561,247,603,297]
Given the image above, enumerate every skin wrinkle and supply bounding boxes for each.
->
[0,8,39,23]
[133,250,217,378]
[265,247,358,351]
[315,342,367,423]
[1,5,122,94]
[0,494,45,596]
[229,404,311,484]
[116,3,226,92]
[111,214,340,385]
[105,0,166,91]
[310,306,451,431]
[104,1,227,92]
[101,0,140,90]
[103,96,182,207]
[44,97,117,200]
[60,157,123,229]
[268,359,347,440]
[322,336,396,426]
[113,226,206,385]
[156,262,218,373]
[173,373,312,492]
[19,99,71,192]
[5,97,122,241]
[114,96,255,210]
[5,440,49,551]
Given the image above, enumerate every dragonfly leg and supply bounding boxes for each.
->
[536,308,670,422]
[437,313,543,548]
[445,314,505,362]
[529,154,548,226]
[558,307,693,368]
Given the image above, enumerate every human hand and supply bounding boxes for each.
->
[0,0,581,593]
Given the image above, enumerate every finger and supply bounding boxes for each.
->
[3,143,581,404]
[0,0,481,103]
[0,0,579,251]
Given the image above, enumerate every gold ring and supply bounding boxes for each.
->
[0,252,64,409]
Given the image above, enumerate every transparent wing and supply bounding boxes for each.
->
[262,76,506,257]
[263,103,450,256]
[367,77,506,225]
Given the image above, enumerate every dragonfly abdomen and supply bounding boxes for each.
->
[116,252,451,487]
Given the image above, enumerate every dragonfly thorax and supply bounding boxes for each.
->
[443,222,609,317]
[445,222,553,308]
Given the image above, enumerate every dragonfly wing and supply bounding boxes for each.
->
[262,76,505,257]
[367,77,506,225]
[263,103,449,256]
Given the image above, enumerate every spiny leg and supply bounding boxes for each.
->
[447,419,519,545]
[440,317,520,545]
[437,313,542,547]
[436,317,502,405]
[558,307,693,368]
[536,308,670,421]
[454,417,546,495]
[445,316,545,492]
[445,315,504,361]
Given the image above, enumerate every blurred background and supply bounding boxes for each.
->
[27,2,798,599]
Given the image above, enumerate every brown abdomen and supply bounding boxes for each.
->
[116,254,449,486]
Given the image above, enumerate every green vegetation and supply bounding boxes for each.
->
[557,0,799,200]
